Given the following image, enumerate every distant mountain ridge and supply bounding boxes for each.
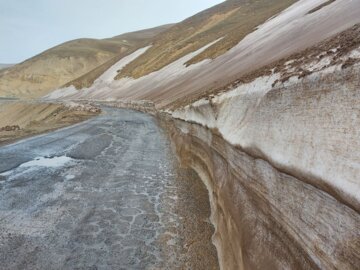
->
[0,25,172,98]
[0,64,14,70]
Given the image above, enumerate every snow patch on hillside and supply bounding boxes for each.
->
[44,46,151,100]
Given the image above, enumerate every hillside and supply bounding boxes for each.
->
[64,24,174,90]
[0,25,172,99]
[117,0,298,79]
[54,0,360,108]
[0,64,14,70]
[45,1,360,269]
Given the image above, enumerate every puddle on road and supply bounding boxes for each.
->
[0,156,74,179]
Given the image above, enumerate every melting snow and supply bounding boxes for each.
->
[19,156,73,168]
[65,174,76,180]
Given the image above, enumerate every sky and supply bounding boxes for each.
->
[0,0,224,63]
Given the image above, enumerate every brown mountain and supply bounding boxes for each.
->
[0,25,172,98]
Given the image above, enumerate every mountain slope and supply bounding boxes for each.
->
[0,64,14,70]
[62,24,175,90]
[117,0,298,79]
[0,25,172,98]
[57,0,360,110]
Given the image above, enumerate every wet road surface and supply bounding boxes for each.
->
[0,108,218,270]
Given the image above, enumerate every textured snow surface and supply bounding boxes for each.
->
[171,58,360,211]
[44,86,78,100]
[73,39,220,101]
[20,156,73,168]
[46,40,219,101]
[91,46,151,85]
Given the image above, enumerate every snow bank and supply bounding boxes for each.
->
[170,50,360,212]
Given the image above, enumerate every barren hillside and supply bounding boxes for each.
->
[116,0,298,79]
[0,64,14,70]
[0,25,172,99]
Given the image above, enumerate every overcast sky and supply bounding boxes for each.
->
[0,0,224,63]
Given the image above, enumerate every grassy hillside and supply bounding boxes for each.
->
[117,0,298,79]
[0,25,172,98]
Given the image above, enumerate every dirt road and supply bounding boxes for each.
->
[0,107,218,269]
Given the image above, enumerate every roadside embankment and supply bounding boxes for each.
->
[0,101,100,145]
[161,115,359,270]
[55,25,360,270]
[160,62,360,269]
[90,100,157,115]
[96,52,360,269]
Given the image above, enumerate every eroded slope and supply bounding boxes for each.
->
[165,24,360,270]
